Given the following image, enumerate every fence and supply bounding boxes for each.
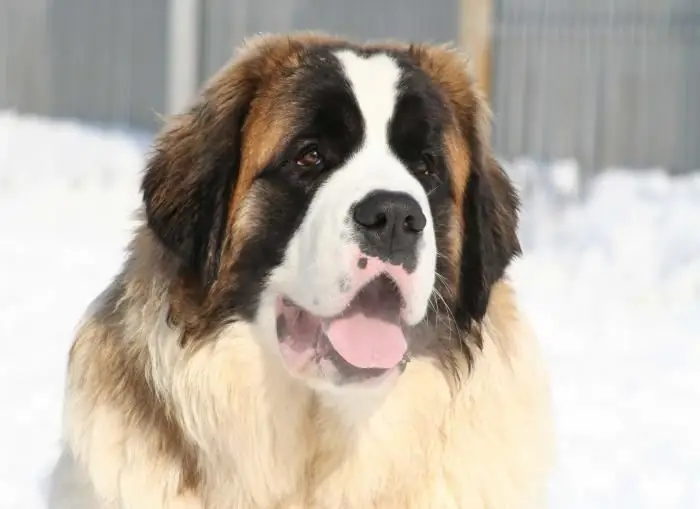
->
[1,0,169,130]
[1,0,698,174]
[491,0,700,175]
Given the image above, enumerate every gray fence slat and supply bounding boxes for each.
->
[492,0,700,174]
[0,0,698,174]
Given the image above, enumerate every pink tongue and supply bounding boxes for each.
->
[324,313,407,370]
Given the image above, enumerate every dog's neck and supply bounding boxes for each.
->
[116,228,468,502]
[123,226,441,424]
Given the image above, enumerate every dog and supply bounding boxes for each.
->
[48,32,554,509]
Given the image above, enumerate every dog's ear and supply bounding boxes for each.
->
[141,75,255,290]
[454,99,521,330]
[403,43,521,328]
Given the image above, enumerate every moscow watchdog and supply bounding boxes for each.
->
[48,32,555,509]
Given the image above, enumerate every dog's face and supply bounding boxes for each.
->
[142,34,521,391]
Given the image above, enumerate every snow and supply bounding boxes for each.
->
[1,110,699,508]
[508,162,700,508]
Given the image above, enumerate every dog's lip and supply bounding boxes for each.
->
[279,272,408,321]
[275,275,412,376]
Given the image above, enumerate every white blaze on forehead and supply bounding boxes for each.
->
[334,50,402,146]
[252,48,438,394]
[259,47,437,346]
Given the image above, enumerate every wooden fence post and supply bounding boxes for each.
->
[166,0,201,115]
[459,0,494,99]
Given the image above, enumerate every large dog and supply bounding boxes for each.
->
[48,33,554,509]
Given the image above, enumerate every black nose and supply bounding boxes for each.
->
[352,191,426,259]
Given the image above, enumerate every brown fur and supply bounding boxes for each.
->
[49,32,555,509]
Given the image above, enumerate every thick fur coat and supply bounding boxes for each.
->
[48,33,555,509]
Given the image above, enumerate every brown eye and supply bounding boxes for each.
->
[295,146,324,169]
[416,152,435,176]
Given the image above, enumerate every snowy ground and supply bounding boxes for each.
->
[1,111,698,508]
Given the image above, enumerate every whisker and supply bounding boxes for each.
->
[426,183,443,197]
[430,271,459,344]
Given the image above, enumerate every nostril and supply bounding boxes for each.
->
[353,191,426,238]
[402,215,415,233]
[374,212,388,229]
[354,203,388,230]
[404,212,426,234]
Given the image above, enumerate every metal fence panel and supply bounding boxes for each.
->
[0,0,52,115]
[1,0,169,131]
[1,0,698,173]
[199,0,459,82]
[491,0,700,175]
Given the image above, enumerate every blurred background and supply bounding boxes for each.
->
[1,1,699,508]
[2,0,700,177]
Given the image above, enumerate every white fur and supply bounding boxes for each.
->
[48,277,553,509]
[253,51,437,390]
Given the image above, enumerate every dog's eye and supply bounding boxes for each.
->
[415,152,436,176]
[295,145,324,169]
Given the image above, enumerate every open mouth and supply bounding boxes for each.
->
[276,274,409,377]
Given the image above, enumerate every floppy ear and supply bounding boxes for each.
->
[141,80,253,290]
[454,109,521,330]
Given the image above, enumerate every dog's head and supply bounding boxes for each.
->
[142,33,520,391]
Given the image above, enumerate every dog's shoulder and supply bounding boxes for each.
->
[62,255,202,508]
